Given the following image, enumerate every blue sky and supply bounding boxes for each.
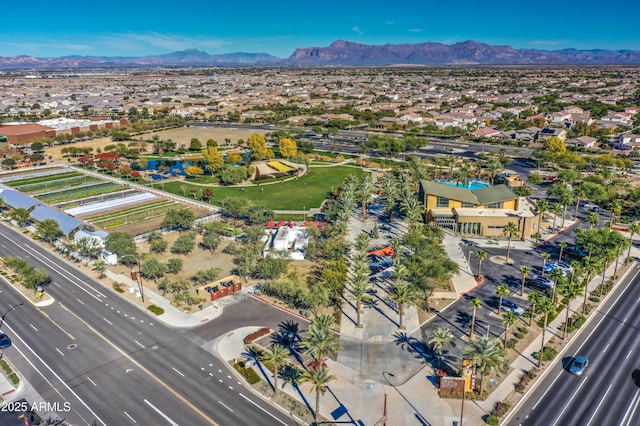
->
[1,0,639,58]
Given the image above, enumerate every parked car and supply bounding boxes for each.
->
[569,356,589,375]
[544,261,573,275]
[527,276,554,291]
[502,299,525,315]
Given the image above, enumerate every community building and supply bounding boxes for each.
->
[419,181,537,238]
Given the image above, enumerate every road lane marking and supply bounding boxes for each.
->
[144,399,179,426]
[55,347,64,357]
[124,411,137,423]
[218,400,233,412]
[172,367,185,377]
[76,298,85,305]
[621,388,640,426]
[627,350,633,360]
[134,340,145,349]
[61,294,221,425]
[30,324,38,332]
[603,343,609,352]
[38,306,75,340]
[551,376,589,426]
[586,383,612,426]
[103,317,113,325]
[87,377,97,387]
[239,393,288,426]
[2,322,107,425]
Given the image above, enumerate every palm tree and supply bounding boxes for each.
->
[561,279,583,340]
[391,281,417,330]
[536,296,557,367]
[503,221,520,263]
[485,159,502,186]
[627,222,640,260]
[354,232,371,254]
[429,327,454,369]
[476,250,487,278]
[558,242,568,263]
[464,336,508,396]
[502,312,519,347]
[262,344,290,397]
[549,267,565,302]
[301,365,336,425]
[379,173,398,220]
[496,285,510,315]
[520,266,530,296]
[559,191,574,228]
[582,258,599,315]
[356,175,375,220]
[586,212,600,230]
[349,273,370,328]
[541,252,551,276]
[550,203,563,232]
[573,187,586,219]
[470,298,482,338]
[528,292,540,327]
[302,315,342,362]
[535,199,550,234]
[611,199,623,227]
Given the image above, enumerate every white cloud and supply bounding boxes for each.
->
[409,28,423,33]
[352,26,363,35]
[385,20,395,25]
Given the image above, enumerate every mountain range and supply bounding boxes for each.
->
[2,40,640,69]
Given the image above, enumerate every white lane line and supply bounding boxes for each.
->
[621,388,640,426]
[54,282,61,287]
[603,343,610,353]
[636,296,640,303]
[218,400,234,412]
[200,367,205,371]
[55,347,64,357]
[218,378,223,383]
[239,393,288,426]
[551,376,589,426]
[87,377,97,387]
[76,298,85,305]
[103,317,112,325]
[228,385,234,390]
[124,411,137,423]
[30,324,38,332]
[627,350,633,360]
[171,367,185,377]
[143,399,179,426]
[134,340,145,349]
[586,383,612,426]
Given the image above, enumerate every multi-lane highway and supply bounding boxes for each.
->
[0,222,298,425]
[506,262,640,426]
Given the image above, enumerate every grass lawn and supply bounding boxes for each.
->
[160,165,365,210]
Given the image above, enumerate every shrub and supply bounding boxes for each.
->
[506,339,517,349]
[517,326,528,335]
[244,327,271,344]
[513,331,525,339]
[589,295,600,303]
[537,311,559,328]
[534,346,557,362]
[492,401,511,417]
[113,283,125,293]
[234,362,261,385]
[485,415,499,425]
[147,305,165,315]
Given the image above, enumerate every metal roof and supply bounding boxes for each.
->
[0,189,41,210]
[30,205,87,237]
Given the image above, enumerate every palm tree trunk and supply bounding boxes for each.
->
[398,303,405,329]
[315,390,320,424]
[599,269,606,297]
[479,367,486,396]
[628,236,634,260]
[470,309,476,338]
[563,301,571,340]
[562,204,568,228]
[273,365,279,396]
[574,198,580,218]
[498,296,503,315]
[529,304,536,326]
[506,238,512,262]
[521,277,526,296]
[356,299,362,328]
[582,275,590,315]
[539,314,548,367]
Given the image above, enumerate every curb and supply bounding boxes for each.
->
[248,292,312,324]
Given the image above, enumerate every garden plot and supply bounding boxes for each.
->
[0,168,76,184]
[66,192,159,217]
[15,175,101,195]
[36,182,125,203]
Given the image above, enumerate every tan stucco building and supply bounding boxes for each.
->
[418,181,537,238]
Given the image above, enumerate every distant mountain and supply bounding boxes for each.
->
[0,49,281,69]
[287,40,640,65]
[2,41,640,69]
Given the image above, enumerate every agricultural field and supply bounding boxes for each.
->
[86,200,178,229]
[4,171,82,187]
[14,175,102,195]
[35,182,126,203]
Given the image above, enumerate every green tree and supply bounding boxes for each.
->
[627,222,640,260]
[349,272,370,328]
[429,327,454,369]
[189,138,202,150]
[541,252,551,276]
[171,232,196,254]
[502,221,519,262]
[544,136,567,154]
[464,336,508,396]
[549,268,565,302]
[162,208,195,233]
[141,258,167,285]
[561,279,583,340]
[355,175,375,220]
[150,238,168,254]
[35,219,61,243]
[261,344,290,397]
[10,207,31,226]
[535,199,550,234]
[166,258,183,274]
[470,298,482,338]
[77,237,101,263]
[558,242,568,263]
[23,268,50,291]
[502,311,519,347]
[302,314,342,362]
[528,292,540,327]
[476,250,487,278]
[105,232,137,264]
[390,281,417,330]
[536,296,556,367]
[520,266,530,296]
[586,212,600,230]
[496,285,510,315]
[301,365,336,424]
[199,233,221,253]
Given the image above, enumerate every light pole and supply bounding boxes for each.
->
[485,324,491,338]
[382,371,429,425]
[119,254,145,303]
[0,303,24,330]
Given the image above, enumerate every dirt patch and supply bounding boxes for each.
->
[45,137,113,161]
[139,127,264,148]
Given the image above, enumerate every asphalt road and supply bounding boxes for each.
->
[506,262,640,426]
[0,222,299,426]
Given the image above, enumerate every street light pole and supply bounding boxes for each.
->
[121,254,145,303]
[0,303,24,330]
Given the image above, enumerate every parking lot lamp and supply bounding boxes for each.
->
[119,254,145,303]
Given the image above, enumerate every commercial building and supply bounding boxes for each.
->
[419,181,537,238]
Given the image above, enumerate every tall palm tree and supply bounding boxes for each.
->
[354,232,371,254]
[573,187,586,219]
[582,258,599,315]
[549,203,563,232]
[262,344,290,397]
[356,175,375,220]
[503,221,520,262]
[349,273,370,328]
[549,268,565,302]
[476,250,487,278]
[528,292,540,327]
[464,336,508,396]
[502,312,519,347]
[301,365,336,425]
[470,298,482,338]
[535,199,550,234]
[541,252,551,276]
[496,285,510,315]
[429,327,454,369]
[611,199,623,227]
[558,242,568,263]
[485,159,502,186]
[520,266,530,296]
[560,191,574,228]
[561,279,583,340]
[627,222,640,260]
[586,212,600,230]
[391,281,417,330]
[536,296,557,367]
[302,315,342,362]
[379,173,398,220]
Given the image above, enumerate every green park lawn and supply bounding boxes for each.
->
[159,165,365,211]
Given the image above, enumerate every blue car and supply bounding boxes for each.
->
[0,334,12,349]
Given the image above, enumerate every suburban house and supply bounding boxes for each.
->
[537,128,568,142]
[472,128,501,138]
[565,136,598,149]
[419,181,536,238]
[612,133,640,150]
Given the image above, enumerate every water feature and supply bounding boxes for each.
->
[437,179,489,190]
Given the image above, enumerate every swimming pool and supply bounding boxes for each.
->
[441,180,489,190]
